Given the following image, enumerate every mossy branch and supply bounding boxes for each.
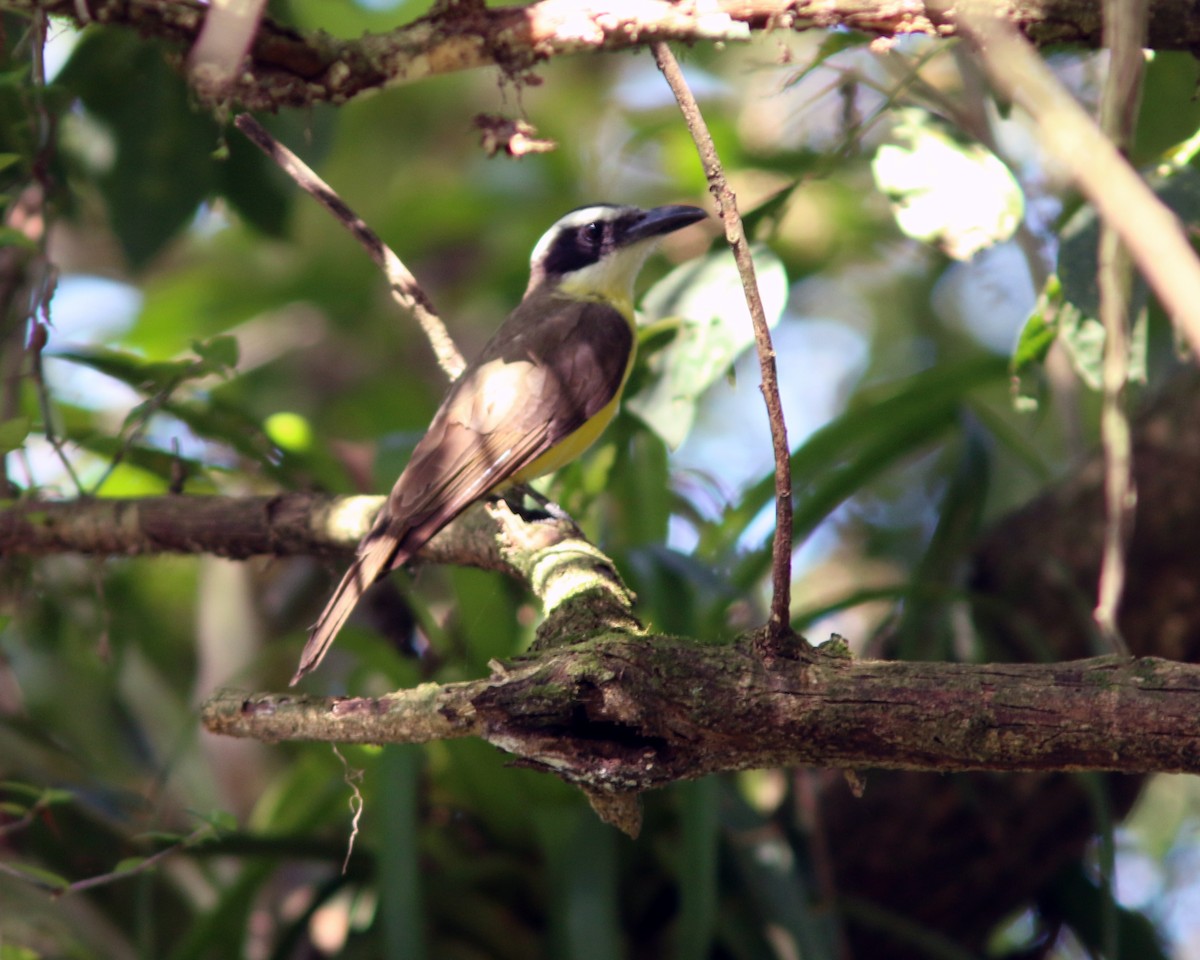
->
[203,639,1200,784]
[15,0,1200,111]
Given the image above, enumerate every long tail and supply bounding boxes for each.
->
[291,534,404,685]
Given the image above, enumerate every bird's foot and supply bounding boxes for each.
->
[496,485,582,534]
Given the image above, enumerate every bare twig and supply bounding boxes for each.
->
[233,114,466,380]
[65,832,200,894]
[652,41,796,653]
[950,6,1200,360]
[1092,0,1147,655]
[1,824,214,896]
[88,371,183,496]
[1,15,78,497]
[28,319,84,494]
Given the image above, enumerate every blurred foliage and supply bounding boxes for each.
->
[1,4,1199,959]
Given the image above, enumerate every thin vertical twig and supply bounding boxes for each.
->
[652,41,797,653]
[1093,0,1147,655]
[233,114,466,381]
[11,13,83,496]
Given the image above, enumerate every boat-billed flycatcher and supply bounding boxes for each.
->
[293,203,707,683]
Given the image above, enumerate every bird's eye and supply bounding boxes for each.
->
[582,221,603,248]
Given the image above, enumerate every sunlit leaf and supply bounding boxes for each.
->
[1012,275,1066,412]
[264,411,314,453]
[872,108,1024,259]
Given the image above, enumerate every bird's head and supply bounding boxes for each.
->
[526,203,707,310]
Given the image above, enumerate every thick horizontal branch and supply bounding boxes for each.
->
[0,492,638,638]
[203,638,1200,787]
[17,0,1200,110]
[0,492,376,559]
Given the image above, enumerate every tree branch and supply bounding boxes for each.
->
[203,641,1200,784]
[0,492,378,559]
[18,0,1200,111]
[0,492,639,637]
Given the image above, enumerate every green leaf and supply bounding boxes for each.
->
[0,225,37,251]
[1038,862,1169,960]
[378,745,427,960]
[57,29,217,268]
[54,346,197,392]
[2,860,71,893]
[628,245,788,450]
[894,421,991,660]
[673,778,719,960]
[191,335,239,375]
[718,781,838,960]
[1057,300,1148,391]
[0,415,30,453]
[0,943,41,960]
[710,355,1008,576]
[1012,275,1063,375]
[1058,163,1200,336]
[215,124,291,237]
[1,781,74,804]
[1134,52,1200,163]
[535,805,622,960]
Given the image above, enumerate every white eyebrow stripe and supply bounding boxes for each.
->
[529,205,635,265]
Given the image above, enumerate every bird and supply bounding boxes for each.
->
[293,202,707,683]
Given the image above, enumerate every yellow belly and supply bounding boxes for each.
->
[502,292,636,487]
[511,389,623,483]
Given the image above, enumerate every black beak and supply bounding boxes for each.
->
[622,205,707,245]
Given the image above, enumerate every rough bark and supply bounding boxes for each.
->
[10,0,1200,111]
[204,644,1200,780]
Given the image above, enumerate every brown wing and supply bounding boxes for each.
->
[292,291,633,683]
